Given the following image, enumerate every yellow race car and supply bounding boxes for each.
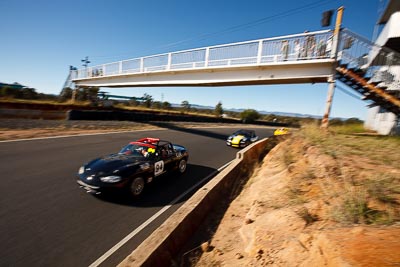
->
[226,129,259,148]
[274,127,289,136]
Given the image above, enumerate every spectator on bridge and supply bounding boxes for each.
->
[326,35,333,57]
[304,31,316,58]
[281,40,289,61]
[294,39,301,60]
[317,39,327,58]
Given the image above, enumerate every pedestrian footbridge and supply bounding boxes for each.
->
[70,28,400,115]
[72,30,335,87]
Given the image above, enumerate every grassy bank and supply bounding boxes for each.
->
[293,123,400,224]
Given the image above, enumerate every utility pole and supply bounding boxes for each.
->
[81,56,90,68]
[321,6,344,129]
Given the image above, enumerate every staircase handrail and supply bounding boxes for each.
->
[339,28,400,90]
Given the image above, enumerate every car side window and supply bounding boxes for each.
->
[167,144,174,155]
[158,146,168,159]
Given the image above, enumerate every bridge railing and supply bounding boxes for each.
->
[74,30,333,80]
[339,28,400,90]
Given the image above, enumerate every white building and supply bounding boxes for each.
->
[364,0,400,135]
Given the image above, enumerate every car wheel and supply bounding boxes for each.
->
[130,177,145,197]
[178,159,187,174]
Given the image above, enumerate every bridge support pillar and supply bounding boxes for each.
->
[321,6,343,129]
[321,76,336,128]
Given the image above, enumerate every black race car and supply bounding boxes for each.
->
[77,137,189,197]
[226,129,259,148]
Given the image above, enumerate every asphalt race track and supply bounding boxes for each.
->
[0,125,274,267]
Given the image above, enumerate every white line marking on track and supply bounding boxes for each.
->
[88,160,234,267]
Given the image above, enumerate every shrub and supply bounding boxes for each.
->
[240,109,260,123]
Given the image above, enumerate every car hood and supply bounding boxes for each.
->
[84,154,144,176]
[231,134,246,142]
[172,144,186,152]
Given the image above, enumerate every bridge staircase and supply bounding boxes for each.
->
[335,29,400,115]
[62,66,77,90]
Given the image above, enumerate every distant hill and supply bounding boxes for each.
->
[170,103,323,119]
[226,108,323,119]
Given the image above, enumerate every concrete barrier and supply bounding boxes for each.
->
[66,110,289,127]
[0,109,66,120]
[118,137,279,267]
[0,105,290,127]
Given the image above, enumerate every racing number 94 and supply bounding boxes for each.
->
[154,161,164,176]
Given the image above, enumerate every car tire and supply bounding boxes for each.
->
[178,159,187,174]
[129,177,145,197]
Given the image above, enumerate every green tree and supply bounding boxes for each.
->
[142,93,153,108]
[181,100,190,111]
[214,101,223,117]
[0,85,15,97]
[87,87,100,100]
[152,101,162,109]
[21,87,38,99]
[75,88,86,101]
[240,109,260,123]
[162,101,171,110]
[0,85,38,99]
[59,87,73,102]
[75,87,99,102]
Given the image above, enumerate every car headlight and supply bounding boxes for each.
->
[100,176,122,183]
[240,138,247,142]
[78,166,85,174]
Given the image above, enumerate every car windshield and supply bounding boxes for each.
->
[234,130,252,137]
[119,143,155,158]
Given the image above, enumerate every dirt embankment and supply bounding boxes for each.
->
[194,136,400,267]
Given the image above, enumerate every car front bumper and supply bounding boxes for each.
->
[226,141,247,148]
[77,180,102,194]
[77,176,130,195]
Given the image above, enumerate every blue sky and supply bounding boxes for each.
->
[0,0,380,120]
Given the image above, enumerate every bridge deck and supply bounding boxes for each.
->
[72,30,336,87]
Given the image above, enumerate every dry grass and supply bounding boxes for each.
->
[297,123,400,168]
[293,123,400,225]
